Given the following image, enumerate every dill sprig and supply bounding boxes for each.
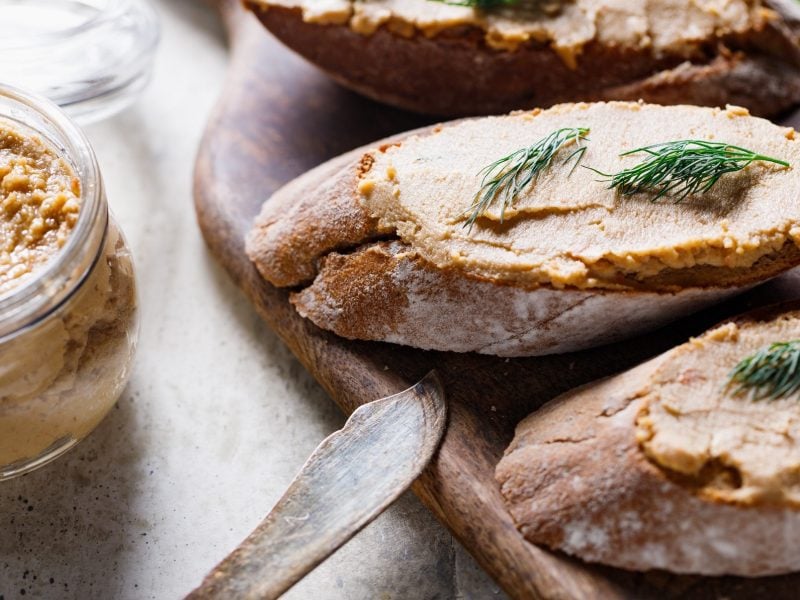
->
[727,340,800,400]
[591,140,790,203]
[464,127,589,230]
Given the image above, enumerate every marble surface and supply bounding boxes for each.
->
[0,1,507,598]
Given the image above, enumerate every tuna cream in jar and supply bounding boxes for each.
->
[0,85,138,479]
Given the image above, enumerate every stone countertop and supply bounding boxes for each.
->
[0,1,506,598]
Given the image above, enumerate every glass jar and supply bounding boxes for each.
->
[0,85,138,480]
[0,0,160,123]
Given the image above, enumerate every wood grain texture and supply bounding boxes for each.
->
[194,1,800,597]
[187,372,446,599]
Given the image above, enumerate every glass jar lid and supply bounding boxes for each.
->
[0,0,160,124]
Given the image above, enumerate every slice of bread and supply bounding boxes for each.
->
[496,301,800,576]
[245,0,800,117]
[246,102,800,356]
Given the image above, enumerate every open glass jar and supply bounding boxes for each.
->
[0,0,160,123]
[0,85,138,480]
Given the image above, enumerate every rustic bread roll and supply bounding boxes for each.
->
[496,301,800,576]
[246,102,800,356]
[245,0,800,117]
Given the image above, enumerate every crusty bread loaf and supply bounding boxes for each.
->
[291,239,749,356]
[245,0,800,117]
[246,102,800,356]
[496,301,800,576]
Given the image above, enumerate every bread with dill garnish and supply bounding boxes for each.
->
[496,300,800,575]
[244,0,800,117]
[246,102,800,356]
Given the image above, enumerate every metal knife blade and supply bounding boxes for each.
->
[186,370,447,599]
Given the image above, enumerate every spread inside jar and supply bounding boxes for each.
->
[636,312,800,507]
[0,118,137,474]
[357,102,799,291]
[0,119,81,296]
[256,0,769,59]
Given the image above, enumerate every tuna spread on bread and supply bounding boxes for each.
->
[356,103,797,291]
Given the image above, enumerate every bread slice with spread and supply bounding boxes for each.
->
[496,301,800,575]
[246,102,800,356]
[245,0,800,117]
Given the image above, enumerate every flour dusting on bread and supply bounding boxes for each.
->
[248,103,800,356]
[497,304,800,575]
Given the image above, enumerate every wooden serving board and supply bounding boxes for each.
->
[195,1,800,597]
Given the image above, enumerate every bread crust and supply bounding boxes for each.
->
[245,154,383,288]
[496,301,800,575]
[245,2,800,117]
[290,239,741,356]
[245,107,800,357]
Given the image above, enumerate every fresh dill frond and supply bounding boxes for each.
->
[590,140,790,203]
[728,340,800,400]
[464,127,589,230]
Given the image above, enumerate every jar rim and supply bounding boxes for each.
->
[0,84,106,339]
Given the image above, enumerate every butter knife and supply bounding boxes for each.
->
[187,371,447,599]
